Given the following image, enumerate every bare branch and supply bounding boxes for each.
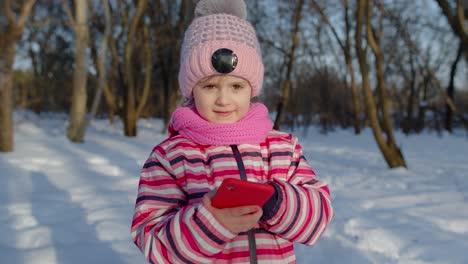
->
[456,0,467,36]
[257,36,288,55]
[3,0,17,25]
[61,0,76,28]
[436,0,455,24]
[436,0,468,39]
[117,0,128,34]
[366,0,380,55]
[16,0,36,28]
[310,0,346,52]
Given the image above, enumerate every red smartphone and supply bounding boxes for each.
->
[211,178,275,209]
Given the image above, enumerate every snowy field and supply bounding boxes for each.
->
[0,110,467,264]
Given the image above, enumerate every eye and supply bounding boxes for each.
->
[232,84,244,90]
[203,84,216,90]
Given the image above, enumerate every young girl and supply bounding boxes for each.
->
[131,0,333,263]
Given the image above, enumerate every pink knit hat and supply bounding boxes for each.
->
[178,0,264,98]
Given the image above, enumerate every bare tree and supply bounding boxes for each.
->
[274,0,305,130]
[62,0,89,142]
[0,0,36,152]
[149,0,194,131]
[355,0,406,168]
[20,1,74,114]
[1,0,465,142]
[310,0,362,134]
[388,7,422,134]
[435,0,468,61]
[121,0,149,136]
[435,0,468,132]
[445,41,464,132]
[79,0,112,137]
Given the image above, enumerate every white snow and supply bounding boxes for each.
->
[1,110,467,264]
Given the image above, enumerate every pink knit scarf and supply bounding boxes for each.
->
[169,103,273,145]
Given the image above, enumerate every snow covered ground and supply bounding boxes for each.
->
[0,110,467,264]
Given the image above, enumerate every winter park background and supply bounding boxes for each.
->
[2,0,468,263]
[0,111,467,264]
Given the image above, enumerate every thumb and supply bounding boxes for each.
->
[205,190,216,199]
[202,190,216,207]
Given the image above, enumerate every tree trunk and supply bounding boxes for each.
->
[0,40,15,152]
[416,74,430,132]
[123,0,148,137]
[274,79,292,130]
[274,0,304,130]
[0,0,36,152]
[403,54,416,134]
[80,0,111,136]
[28,43,42,113]
[106,34,120,123]
[343,0,362,135]
[67,0,89,142]
[135,25,152,119]
[345,39,361,135]
[445,41,463,132]
[355,0,406,168]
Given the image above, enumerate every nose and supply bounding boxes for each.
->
[215,88,230,105]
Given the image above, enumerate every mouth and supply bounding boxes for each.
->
[214,111,233,117]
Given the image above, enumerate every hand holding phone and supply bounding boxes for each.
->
[211,178,275,209]
[202,191,263,233]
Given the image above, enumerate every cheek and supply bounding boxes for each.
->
[239,99,251,115]
[193,98,213,120]
[194,100,208,114]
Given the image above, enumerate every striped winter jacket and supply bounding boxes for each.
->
[131,130,333,263]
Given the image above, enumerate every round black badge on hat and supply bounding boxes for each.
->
[211,48,238,74]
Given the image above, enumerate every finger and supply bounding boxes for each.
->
[254,207,263,217]
[202,193,213,207]
[253,208,263,220]
[230,205,261,216]
[241,209,263,226]
[245,208,263,218]
[205,190,216,199]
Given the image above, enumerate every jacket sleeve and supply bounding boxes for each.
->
[131,145,237,264]
[260,135,334,246]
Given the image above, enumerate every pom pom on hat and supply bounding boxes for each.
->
[178,0,264,98]
[193,0,247,19]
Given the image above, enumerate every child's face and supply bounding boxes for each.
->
[192,75,252,123]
